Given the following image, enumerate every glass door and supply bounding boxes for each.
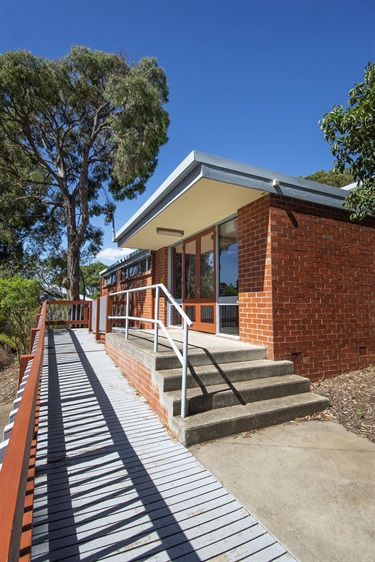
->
[183,228,216,333]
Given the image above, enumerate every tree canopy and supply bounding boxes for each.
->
[319,62,375,220]
[303,168,354,188]
[80,262,106,299]
[0,46,169,297]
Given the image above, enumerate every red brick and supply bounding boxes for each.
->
[238,194,375,379]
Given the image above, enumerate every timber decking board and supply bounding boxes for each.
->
[31,329,297,562]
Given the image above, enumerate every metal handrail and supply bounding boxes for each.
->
[108,283,193,418]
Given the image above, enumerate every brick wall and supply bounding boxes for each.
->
[269,195,375,380]
[118,273,153,329]
[238,197,275,355]
[238,194,375,380]
[154,247,169,324]
[106,338,169,426]
[101,262,153,329]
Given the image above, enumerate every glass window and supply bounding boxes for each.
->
[119,254,151,281]
[219,218,238,297]
[200,232,215,298]
[201,305,215,324]
[219,305,239,336]
[106,273,115,285]
[184,239,196,300]
[172,243,183,299]
[185,305,196,322]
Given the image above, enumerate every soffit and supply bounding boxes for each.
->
[119,178,264,250]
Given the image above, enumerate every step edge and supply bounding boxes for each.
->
[174,393,329,427]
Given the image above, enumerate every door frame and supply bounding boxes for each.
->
[182,227,216,333]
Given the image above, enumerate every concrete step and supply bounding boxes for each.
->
[171,393,329,446]
[155,359,294,392]
[154,345,267,370]
[164,374,310,416]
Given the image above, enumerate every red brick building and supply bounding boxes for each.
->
[100,250,153,328]
[110,151,374,381]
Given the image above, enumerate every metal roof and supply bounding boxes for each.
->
[115,151,348,250]
[99,249,150,277]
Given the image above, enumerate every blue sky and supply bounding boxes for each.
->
[1,0,374,264]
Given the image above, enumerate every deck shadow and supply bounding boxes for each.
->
[33,329,202,561]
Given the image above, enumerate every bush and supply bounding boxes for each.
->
[0,333,18,353]
[0,276,40,358]
[0,346,14,369]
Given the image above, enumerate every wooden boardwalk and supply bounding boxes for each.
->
[31,329,297,561]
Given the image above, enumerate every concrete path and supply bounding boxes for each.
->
[32,329,297,561]
[190,421,375,562]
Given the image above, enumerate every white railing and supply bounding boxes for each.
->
[108,283,193,418]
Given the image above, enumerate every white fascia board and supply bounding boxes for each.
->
[115,155,204,247]
[341,183,357,191]
[114,151,199,242]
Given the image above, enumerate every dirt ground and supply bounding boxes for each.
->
[0,363,19,405]
[0,349,19,406]
[310,365,375,443]
[0,356,374,443]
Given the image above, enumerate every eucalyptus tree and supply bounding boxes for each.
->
[0,46,169,298]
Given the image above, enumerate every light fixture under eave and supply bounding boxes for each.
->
[156,227,184,237]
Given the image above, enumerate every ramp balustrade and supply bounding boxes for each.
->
[0,303,46,562]
[0,299,90,561]
[45,299,90,327]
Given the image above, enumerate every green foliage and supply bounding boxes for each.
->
[0,333,17,353]
[320,62,375,220]
[0,46,169,297]
[219,283,238,297]
[80,261,106,299]
[0,276,40,357]
[304,168,354,188]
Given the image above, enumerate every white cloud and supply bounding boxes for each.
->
[96,247,134,264]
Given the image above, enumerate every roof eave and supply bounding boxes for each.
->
[115,151,349,249]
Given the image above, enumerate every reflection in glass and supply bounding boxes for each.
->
[219,218,238,297]
[200,232,215,298]
[172,243,183,299]
[185,305,196,322]
[201,305,215,324]
[184,239,196,299]
[219,305,239,336]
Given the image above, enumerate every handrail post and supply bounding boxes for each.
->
[95,297,100,341]
[181,320,189,418]
[106,294,113,334]
[125,294,130,340]
[154,285,159,353]
[88,301,92,333]
[29,328,39,353]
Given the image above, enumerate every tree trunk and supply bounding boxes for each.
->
[61,157,89,301]
[64,195,81,301]
[66,244,80,300]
